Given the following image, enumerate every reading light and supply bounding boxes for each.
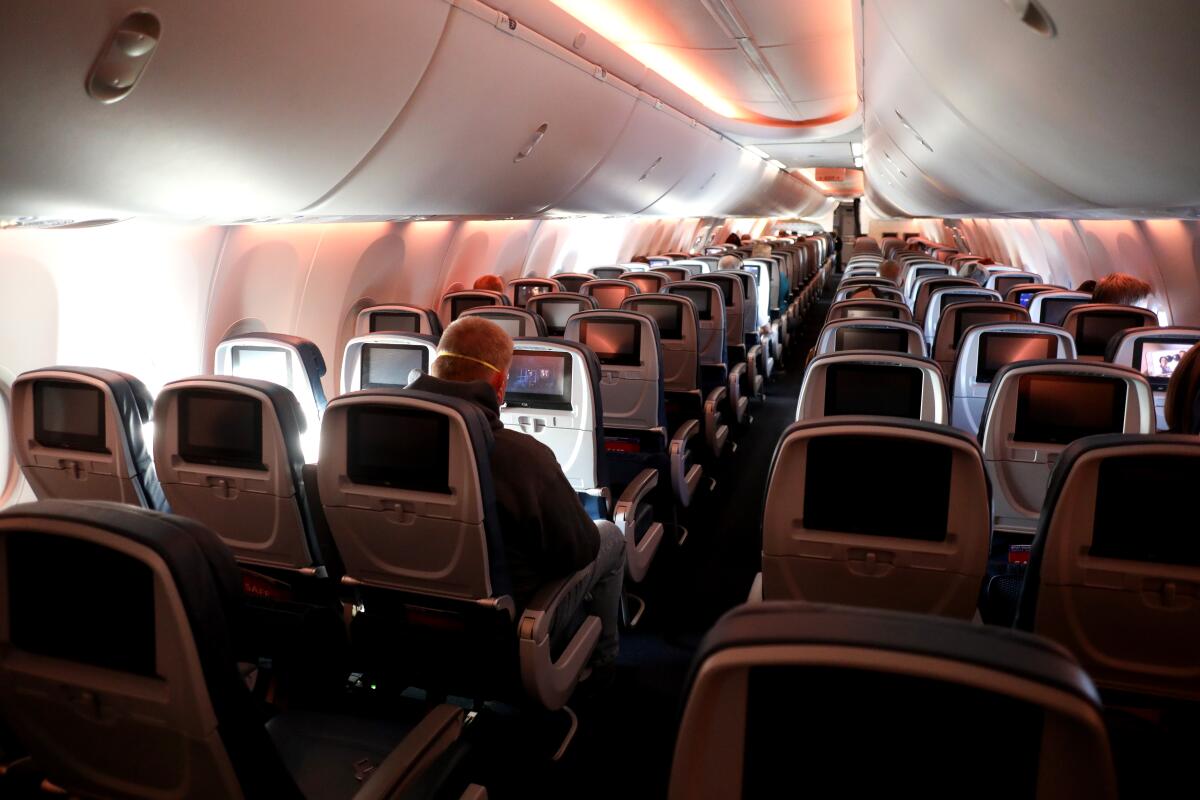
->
[768,159,788,171]
[851,142,863,157]
[854,156,863,168]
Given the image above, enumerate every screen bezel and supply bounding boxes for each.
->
[178,389,266,470]
[578,320,642,367]
[32,380,108,453]
[505,350,574,411]
[361,344,429,389]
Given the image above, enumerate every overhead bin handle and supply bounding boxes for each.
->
[513,124,549,163]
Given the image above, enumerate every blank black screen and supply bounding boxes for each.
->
[941,292,991,312]
[556,275,591,293]
[590,267,625,279]
[369,312,419,333]
[179,390,264,469]
[823,363,923,419]
[451,296,495,321]
[1040,297,1088,327]
[1076,312,1147,357]
[347,407,450,493]
[914,266,946,279]
[1014,374,1126,444]
[33,380,107,452]
[710,280,735,307]
[579,321,641,366]
[975,333,1058,382]
[537,301,579,335]
[8,532,156,676]
[994,275,1033,296]
[638,302,683,340]
[671,288,712,320]
[1091,455,1200,565]
[362,345,427,388]
[834,328,909,353]
[845,305,900,320]
[803,435,951,540]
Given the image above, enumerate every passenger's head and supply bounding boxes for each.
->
[472,274,505,293]
[1075,279,1097,294]
[879,259,902,283]
[1092,272,1152,306]
[431,316,514,403]
[718,254,741,271]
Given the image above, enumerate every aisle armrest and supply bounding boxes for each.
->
[748,344,765,396]
[728,364,749,424]
[669,419,703,507]
[517,566,602,710]
[613,470,663,583]
[353,705,465,800]
[703,386,729,456]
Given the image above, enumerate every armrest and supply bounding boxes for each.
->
[353,704,465,800]
[748,344,764,395]
[613,469,664,583]
[703,386,729,456]
[517,566,602,710]
[727,363,748,424]
[669,418,703,508]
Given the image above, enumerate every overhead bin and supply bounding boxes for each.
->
[0,0,450,218]
[308,2,635,217]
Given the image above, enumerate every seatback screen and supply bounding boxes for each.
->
[994,275,1033,297]
[1017,291,1037,309]
[834,327,909,354]
[537,301,580,336]
[33,380,107,452]
[671,287,712,320]
[591,267,625,280]
[578,320,641,367]
[646,257,670,267]
[474,314,525,338]
[803,435,951,540]
[347,406,450,493]
[637,302,683,341]
[589,285,630,310]
[953,309,1019,348]
[940,292,990,312]
[845,305,900,320]
[710,280,735,307]
[179,390,264,469]
[450,296,494,321]
[8,532,157,676]
[627,275,661,294]
[361,344,427,389]
[823,363,923,419]
[1076,312,1146,357]
[975,333,1058,382]
[506,351,573,411]
[1091,455,1200,565]
[556,275,591,293]
[1040,297,1088,327]
[514,284,551,307]
[369,311,419,333]
[1135,338,1198,389]
[914,266,946,279]
[1014,374,1126,444]
[231,346,293,388]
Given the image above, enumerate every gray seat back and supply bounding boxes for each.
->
[621,270,669,294]
[341,333,439,393]
[438,290,508,327]
[551,273,595,293]
[623,294,701,393]
[815,318,926,357]
[696,273,746,347]
[827,298,913,323]
[1029,290,1093,327]
[930,300,1029,378]
[988,271,1044,297]
[666,282,727,368]
[527,292,599,336]
[355,304,441,337]
[588,266,627,280]
[565,310,665,433]
[796,353,948,424]
[924,287,1004,346]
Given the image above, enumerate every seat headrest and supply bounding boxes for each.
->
[1165,342,1200,433]
[161,374,307,436]
[221,332,326,379]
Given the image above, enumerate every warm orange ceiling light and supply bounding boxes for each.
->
[548,0,746,119]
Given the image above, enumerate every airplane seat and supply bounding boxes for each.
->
[317,389,601,709]
[912,277,981,323]
[10,367,167,511]
[723,269,774,378]
[1015,434,1200,702]
[696,273,764,399]
[654,265,691,284]
[930,300,1029,380]
[669,602,1115,800]
[988,270,1044,296]
[978,360,1154,538]
[153,376,347,689]
[550,272,595,294]
[213,333,327,463]
[623,293,729,460]
[354,304,442,338]
[1028,290,1093,327]
[950,323,1076,436]
[588,266,627,280]
[508,277,563,308]
[758,417,989,617]
[826,298,914,324]
[437,289,508,328]
[666,281,748,426]
[0,500,468,800]
[923,287,1003,344]
[1060,304,1159,361]
[669,259,709,276]
[796,352,949,425]
[900,263,954,298]
[833,284,905,304]
[1107,327,1200,430]
[526,292,599,337]
[580,278,640,310]
[458,306,547,338]
[340,333,440,392]
[814,318,927,358]
[566,308,703,516]
[620,270,670,294]
[1005,282,1066,309]
[1164,341,1200,433]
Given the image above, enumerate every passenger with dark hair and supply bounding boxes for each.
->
[724,232,741,245]
[1092,272,1152,306]
[879,259,902,283]
[473,274,505,293]
[1076,279,1097,294]
[408,316,625,676]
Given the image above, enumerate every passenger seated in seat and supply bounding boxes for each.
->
[473,274,505,292]
[409,316,625,671]
[1092,272,1151,306]
[879,259,902,283]
[717,254,740,270]
[1076,279,1097,294]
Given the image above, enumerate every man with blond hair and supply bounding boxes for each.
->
[409,316,625,679]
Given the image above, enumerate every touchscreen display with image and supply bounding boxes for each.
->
[231,346,293,387]
[834,327,909,353]
[1017,291,1037,308]
[975,333,1058,382]
[179,390,263,468]
[369,311,419,333]
[362,344,427,389]
[579,320,641,366]
[33,380,107,452]
[506,351,573,410]
[514,284,548,306]
[1014,374,1126,444]
[1136,339,1197,386]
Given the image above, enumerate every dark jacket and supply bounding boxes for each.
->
[408,374,600,604]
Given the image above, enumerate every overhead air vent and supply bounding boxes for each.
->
[894,110,934,152]
[86,11,161,103]
[1004,0,1056,38]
